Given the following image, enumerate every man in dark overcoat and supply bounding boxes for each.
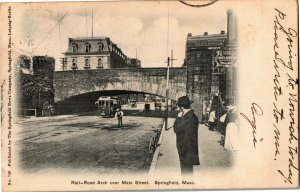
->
[173,96,200,175]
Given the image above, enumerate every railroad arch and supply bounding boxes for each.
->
[53,68,187,113]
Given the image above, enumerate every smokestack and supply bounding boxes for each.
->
[227,9,236,41]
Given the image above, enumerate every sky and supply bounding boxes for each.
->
[13,1,229,70]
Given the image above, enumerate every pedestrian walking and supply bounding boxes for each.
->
[173,96,199,176]
[208,108,216,131]
[47,104,53,117]
[115,108,124,128]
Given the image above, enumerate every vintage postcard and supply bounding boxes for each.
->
[0,0,298,191]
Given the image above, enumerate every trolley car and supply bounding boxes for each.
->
[96,96,122,117]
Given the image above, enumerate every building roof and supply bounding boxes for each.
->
[64,36,125,56]
[186,32,227,49]
[68,36,114,43]
[69,36,109,41]
[187,33,227,42]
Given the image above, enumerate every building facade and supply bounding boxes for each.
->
[61,37,140,70]
[184,10,238,121]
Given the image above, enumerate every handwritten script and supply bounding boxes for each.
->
[273,8,298,184]
[240,103,263,148]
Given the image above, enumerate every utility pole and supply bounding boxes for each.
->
[92,9,94,39]
[85,9,88,37]
[171,49,176,68]
[135,48,137,59]
[165,57,170,130]
[63,58,67,71]
[165,51,176,130]
[171,50,173,68]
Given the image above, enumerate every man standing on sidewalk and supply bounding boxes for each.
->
[115,108,124,128]
[173,96,199,176]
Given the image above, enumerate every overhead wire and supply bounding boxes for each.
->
[167,8,170,58]
[32,10,69,53]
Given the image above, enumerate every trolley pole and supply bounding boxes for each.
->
[165,57,170,130]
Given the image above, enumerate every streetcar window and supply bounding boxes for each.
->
[99,101,106,107]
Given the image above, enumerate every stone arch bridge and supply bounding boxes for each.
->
[53,68,187,114]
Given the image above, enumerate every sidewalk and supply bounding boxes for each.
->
[148,118,180,177]
[149,118,232,177]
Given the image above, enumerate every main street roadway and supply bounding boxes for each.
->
[15,102,165,175]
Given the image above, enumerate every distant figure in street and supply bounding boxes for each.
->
[173,96,199,176]
[115,108,124,128]
[47,104,53,117]
[208,108,216,131]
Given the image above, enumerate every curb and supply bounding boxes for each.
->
[147,119,166,177]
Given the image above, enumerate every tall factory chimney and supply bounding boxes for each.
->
[227,9,236,42]
[225,10,237,103]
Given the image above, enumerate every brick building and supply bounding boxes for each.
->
[184,10,237,121]
[61,37,140,70]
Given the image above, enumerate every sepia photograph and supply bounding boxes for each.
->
[0,0,298,191]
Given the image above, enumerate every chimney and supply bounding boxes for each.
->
[203,32,208,35]
[187,33,192,37]
[220,30,225,34]
[227,9,236,41]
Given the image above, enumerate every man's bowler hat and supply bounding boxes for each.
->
[177,96,193,105]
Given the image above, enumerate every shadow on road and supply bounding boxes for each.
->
[75,109,179,118]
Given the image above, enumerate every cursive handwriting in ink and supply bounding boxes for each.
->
[287,93,297,144]
[273,8,298,185]
[273,59,283,101]
[277,146,299,184]
[273,8,298,71]
[273,124,280,160]
[273,102,285,123]
[240,103,264,148]
[286,73,297,90]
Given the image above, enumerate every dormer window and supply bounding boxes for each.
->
[98,43,104,52]
[72,43,78,53]
[85,43,91,53]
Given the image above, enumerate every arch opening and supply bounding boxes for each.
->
[54,90,171,115]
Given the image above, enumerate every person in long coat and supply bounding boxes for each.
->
[173,96,200,175]
[224,109,238,150]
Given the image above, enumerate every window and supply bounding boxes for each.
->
[84,58,90,69]
[99,43,104,52]
[71,58,77,70]
[72,44,78,53]
[85,43,91,53]
[194,75,199,82]
[97,57,103,68]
